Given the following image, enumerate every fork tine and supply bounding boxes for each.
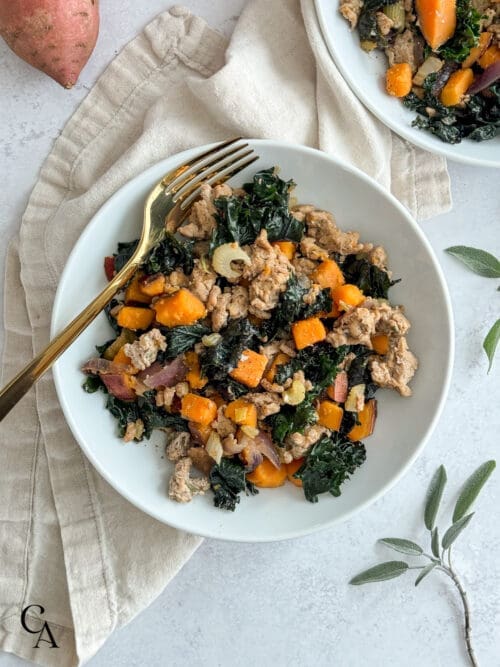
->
[160,137,242,187]
[179,154,259,211]
[173,148,255,204]
[168,142,249,194]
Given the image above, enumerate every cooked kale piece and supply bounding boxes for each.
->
[105,298,122,334]
[209,168,304,253]
[82,374,104,393]
[211,378,250,401]
[144,233,194,275]
[261,274,309,341]
[106,391,188,440]
[404,77,500,144]
[113,240,138,273]
[301,287,333,319]
[438,0,481,62]
[266,394,319,445]
[275,342,349,387]
[341,256,399,299]
[209,457,251,511]
[357,0,398,46]
[294,433,367,502]
[200,318,259,382]
[159,323,211,360]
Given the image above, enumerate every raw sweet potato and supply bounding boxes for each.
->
[415,0,456,51]
[0,0,100,88]
[291,317,327,350]
[385,63,413,97]
[180,393,218,426]
[440,68,474,106]
[229,349,268,388]
[152,289,206,327]
[246,458,287,488]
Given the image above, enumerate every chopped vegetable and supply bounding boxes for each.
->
[311,259,345,290]
[292,317,327,350]
[371,333,390,355]
[116,307,154,331]
[271,241,296,260]
[264,352,290,382]
[125,274,152,304]
[332,284,365,310]
[461,32,492,69]
[184,351,208,389]
[440,68,474,106]
[153,289,206,327]
[317,401,344,431]
[286,458,305,487]
[386,63,413,97]
[415,0,457,51]
[348,399,378,441]
[478,45,500,70]
[180,393,218,426]
[229,349,268,388]
[225,399,258,428]
[246,458,288,488]
[139,274,166,297]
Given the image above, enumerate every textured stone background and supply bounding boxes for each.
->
[0,2,499,666]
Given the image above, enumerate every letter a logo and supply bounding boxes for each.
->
[21,605,59,649]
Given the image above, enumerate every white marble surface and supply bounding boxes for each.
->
[0,2,499,666]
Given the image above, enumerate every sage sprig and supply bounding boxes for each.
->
[445,245,500,372]
[350,461,496,667]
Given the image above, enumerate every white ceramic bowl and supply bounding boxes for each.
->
[315,0,500,167]
[51,140,454,541]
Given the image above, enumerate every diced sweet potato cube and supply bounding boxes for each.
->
[125,274,152,304]
[246,458,287,488]
[181,393,218,426]
[312,259,345,290]
[153,289,206,327]
[317,401,344,431]
[113,346,135,370]
[117,306,154,330]
[371,334,390,355]
[264,352,290,382]
[185,351,208,389]
[291,317,327,350]
[462,32,492,69]
[229,349,268,388]
[271,241,296,260]
[139,273,166,297]
[478,45,500,70]
[415,0,457,51]
[348,399,377,441]
[332,284,365,311]
[286,457,304,487]
[225,399,258,428]
[440,68,474,106]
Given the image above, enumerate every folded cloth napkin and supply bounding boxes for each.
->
[0,1,451,665]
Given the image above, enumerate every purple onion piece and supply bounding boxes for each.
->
[467,62,500,96]
[81,357,134,375]
[102,374,136,401]
[254,430,281,469]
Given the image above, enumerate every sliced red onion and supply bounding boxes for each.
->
[254,430,281,469]
[239,443,263,471]
[102,374,136,401]
[137,357,187,388]
[82,358,134,375]
[332,371,348,403]
[467,62,500,95]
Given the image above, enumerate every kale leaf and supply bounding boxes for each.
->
[209,457,253,511]
[294,433,367,502]
[341,256,399,299]
[105,298,122,334]
[357,0,398,45]
[209,168,304,253]
[438,0,481,62]
[211,378,250,401]
[267,394,319,445]
[160,323,211,360]
[275,342,349,388]
[301,288,333,319]
[261,274,312,342]
[113,240,139,273]
[200,318,259,382]
[82,374,104,393]
[144,233,194,276]
[347,346,379,399]
[106,391,188,440]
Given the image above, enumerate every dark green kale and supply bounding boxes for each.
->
[341,256,399,299]
[105,298,122,334]
[275,342,349,387]
[357,0,398,46]
[159,323,211,360]
[438,0,481,62]
[347,347,379,399]
[209,168,304,253]
[211,378,250,401]
[82,375,104,393]
[144,233,194,275]
[106,391,188,440]
[209,457,256,511]
[200,318,259,382]
[294,433,367,502]
[113,240,139,273]
[301,288,333,319]
[266,394,319,445]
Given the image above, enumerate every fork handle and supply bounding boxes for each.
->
[0,261,139,422]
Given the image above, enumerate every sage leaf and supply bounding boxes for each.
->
[442,513,474,550]
[453,460,496,522]
[350,561,409,585]
[483,320,500,373]
[431,527,440,559]
[445,246,500,278]
[424,465,447,530]
[379,538,423,556]
[415,562,438,587]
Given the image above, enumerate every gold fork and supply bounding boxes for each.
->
[0,138,258,421]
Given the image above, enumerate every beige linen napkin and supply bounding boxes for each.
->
[0,2,451,665]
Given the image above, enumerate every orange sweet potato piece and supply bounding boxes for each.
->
[271,241,296,260]
[478,45,500,70]
[291,317,327,350]
[113,346,134,369]
[125,274,151,304]
[415,0,457,51]
[317,401,344,431]
[181,393,218,426]
[371,333,390,355]
[225,399,258,428]
[312,259,345,290]
[386,63,413,97]
[152,289,206,327]
[462,32,492,68]
[440,68,474,106]
[139,273,166,297]
[117,306,154,330]
[332,284,365,311]
[348,399,378,441]
[246,458,287,488]
[264,352,290,382]
[0,0,100,89]
[185,351,207,390]
[286,457,304,487]
[229,349,268,388]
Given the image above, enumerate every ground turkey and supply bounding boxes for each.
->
[369,336,418,397]
[168,457,210,503]
[123,329,166,371]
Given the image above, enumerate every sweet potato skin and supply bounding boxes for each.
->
[0,0,99,88]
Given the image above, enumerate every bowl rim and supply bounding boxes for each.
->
[51,139,455,542]
[314,0,500,169]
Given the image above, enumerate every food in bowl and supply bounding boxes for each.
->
[340,0,500,143]
[82,168,418,511]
